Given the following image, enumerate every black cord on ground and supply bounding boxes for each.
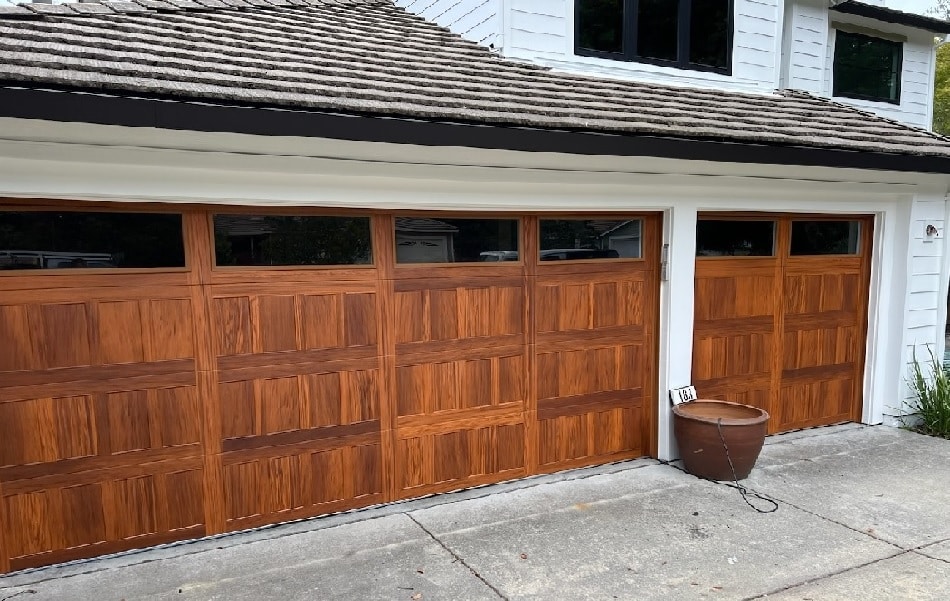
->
[716,419,779,514]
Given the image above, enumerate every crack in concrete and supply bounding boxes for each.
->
[405,514,508,601]
[740,550,910,601]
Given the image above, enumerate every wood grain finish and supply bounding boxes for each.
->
[693,214,872,434]
[0,204,661,572]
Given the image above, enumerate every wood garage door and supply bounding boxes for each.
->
[0,203,658,571]
[692,214,872,433]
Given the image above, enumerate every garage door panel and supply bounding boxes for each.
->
[693,331,773,382]
[783,328,856,371]
[2,463,206,570]
[777,378,855,431]
[223,441,383,528]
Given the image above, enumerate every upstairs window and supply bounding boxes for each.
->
[833,30,902,104]
[576,0,733,74]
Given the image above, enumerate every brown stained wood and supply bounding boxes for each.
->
[396,403,524,438]
[0,206,664,572]
[216,347,379,381]
[693,213,872,435]
[221,431,381,466]
[395,334,525,361]
[781,363,856,384]
[535,325,645,350]
[0,370,197,405]
[224,492,387,532]
[7,525,206,572]
[0,274,191,295]
[537,388,643,420]
[1,451,204,496]
[693,315,774,335]
[222,420,380,453]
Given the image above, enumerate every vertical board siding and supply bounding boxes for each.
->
[394,0,501,47]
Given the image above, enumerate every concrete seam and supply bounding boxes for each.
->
[912,550,950,565]
[0,459,658,588]
[740,549,910,601]
[405,513,509,601]
[663,461,907,550]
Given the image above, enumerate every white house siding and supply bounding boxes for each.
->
[781,2,937,128]
[500,0,782,93]
[783,0,828,93]
[394,0,501,47]
[889,194,949,424]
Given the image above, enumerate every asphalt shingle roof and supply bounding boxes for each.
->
[1,0,949,159]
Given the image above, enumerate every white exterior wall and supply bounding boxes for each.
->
[500,0,781,92]
[783,1,938,129]
[886,192,949,424]
[394,0,502,47]
[0,118,947,459]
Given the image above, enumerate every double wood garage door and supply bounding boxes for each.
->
[0,206,659,571]
[692,214,873,433]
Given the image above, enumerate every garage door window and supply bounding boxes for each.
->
[213,215,372,266]
[539,218,642,260]
[696,219,775,257]
[790,220,861,255]
[0,210,185,270]
[396,217,519,264]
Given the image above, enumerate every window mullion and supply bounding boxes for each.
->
[679,0,691,67]
[625,0,638,60]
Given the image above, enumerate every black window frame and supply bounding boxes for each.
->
[832,29,903,105]
[574,0,734,75]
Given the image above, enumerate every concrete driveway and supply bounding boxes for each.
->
[2,424,949,600]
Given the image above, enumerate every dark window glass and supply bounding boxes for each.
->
[833,31,901,103]
[696,220,774,257]
[637,0,679,62]
[213,215,372,266]
[790,221,860,255]
[539,219,642,260]
[0,211,184,270]
[575,0,732,74]
[395,217,519,264]
[690,0,730,69]
[578,0,624,54]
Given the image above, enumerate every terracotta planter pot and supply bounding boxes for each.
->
[672,400,770,481]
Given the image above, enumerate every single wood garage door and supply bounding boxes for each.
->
[692,214,873,433]
[0,203,659,571]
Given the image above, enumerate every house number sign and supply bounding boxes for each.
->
[669,385,698,406]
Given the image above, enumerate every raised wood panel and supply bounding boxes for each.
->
[223,442,382,525]
[395,423,525,494]
[2,466,204,567]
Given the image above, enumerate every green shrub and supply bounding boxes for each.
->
[908,347,950,439]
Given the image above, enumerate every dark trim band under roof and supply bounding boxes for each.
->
[831,0,950,34]
[3,85,949,174]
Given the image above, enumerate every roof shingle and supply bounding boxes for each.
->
[0,0,948,159]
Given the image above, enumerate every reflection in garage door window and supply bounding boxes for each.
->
[0,210,185,270]
[214,215,372,266]
[396,217,519,263]
[696,220,775,257]
[791,221,860,255]
[539,219,641,260]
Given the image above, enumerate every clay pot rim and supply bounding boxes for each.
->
[672,399,770,426]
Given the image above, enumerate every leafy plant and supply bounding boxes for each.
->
[907,346,950,438]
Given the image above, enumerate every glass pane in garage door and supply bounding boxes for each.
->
[539,219,642,260]
[790,220,861,255]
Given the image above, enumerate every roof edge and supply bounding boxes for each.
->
[831,1,950,34]
[1,85,949,175]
